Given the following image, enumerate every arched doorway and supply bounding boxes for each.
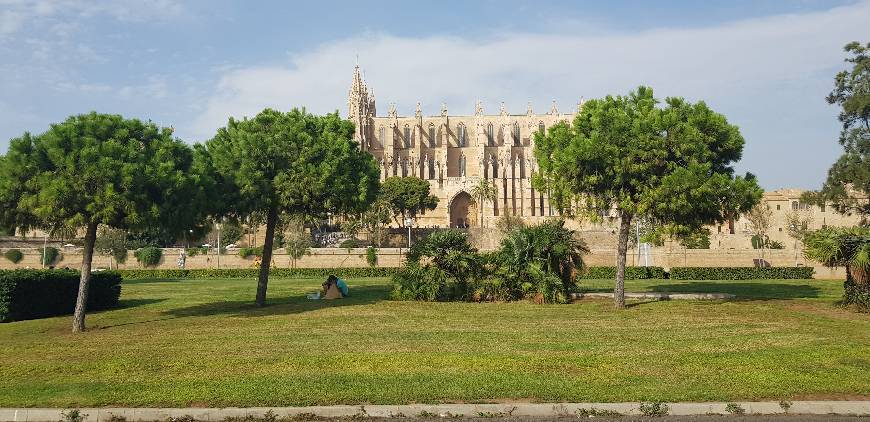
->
[450,191,474,228]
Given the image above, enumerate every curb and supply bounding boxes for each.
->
[2,401,870,421]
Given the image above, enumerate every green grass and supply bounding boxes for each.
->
[0,276,868,407]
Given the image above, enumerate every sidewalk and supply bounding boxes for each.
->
[2,401,870,421]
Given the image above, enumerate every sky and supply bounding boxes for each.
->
[0,0,867,190]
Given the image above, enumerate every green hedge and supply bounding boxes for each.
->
[0,270,122,322]
[3,249,23,264]
[578,266,666,280]
[669,266,814,280]
[134,246,162,267]
[118,267,401,280]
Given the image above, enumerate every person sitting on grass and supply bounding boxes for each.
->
[321,274,349,300]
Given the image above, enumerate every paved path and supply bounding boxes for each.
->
[2,401,869,421]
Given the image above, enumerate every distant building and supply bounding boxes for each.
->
[710,188,865,249]
[348,65,578,228]
[348,66,865,247]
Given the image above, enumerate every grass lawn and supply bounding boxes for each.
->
[0,276,869,407]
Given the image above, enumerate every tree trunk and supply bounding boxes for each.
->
[255,206,279,307]
[728,218,735,235]
[614,212,632,309]
[72,221,98,333]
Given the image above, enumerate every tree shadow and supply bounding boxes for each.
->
[123,278,188,284]
[162,284,391,318]
[647,282,822,300]
[116,298,167,309]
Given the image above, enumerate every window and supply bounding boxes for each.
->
[401,160,408,177]
[403,125,411,148]
[492,160,499,178]
[776,204,780,210]
[378,126,385,145]
[512,122,520,145]
[791,201,798,211]
[779,227,783,232]
[487,123,494,146]
[428,124,436,148]
[821,203,826,212]
[459,155,466,177]
[457,124,466,147]
[428,157,435,180]
[519,157,525,179]
[538,121,545,133]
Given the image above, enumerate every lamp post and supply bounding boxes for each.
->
[216,221,222,269]
[405,216,413,249]
[42,232,48,269]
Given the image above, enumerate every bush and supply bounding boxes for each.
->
[117,267,400,280]
[134,246,162,267]
[339,239,359,250]
[239,246,263,259]
[390,264,449,301]
[366,246,378,267]
[186,247,208,257]
[113,249,128,264]
[39,246,60,266]
[669,266,814,280]
[3,249,23,264]
[220,222,244,246]
[844,274,870,311]
[494,219,589,303]
[0,269,122,322]
[577,266,666,280]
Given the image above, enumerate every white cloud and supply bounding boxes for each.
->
[188,2,870,189]
[0,0,185,40]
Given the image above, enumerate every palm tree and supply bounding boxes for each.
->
[804,226,869,308]
[470,179,497,228]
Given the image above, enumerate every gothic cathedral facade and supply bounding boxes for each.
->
[347,65,583,228]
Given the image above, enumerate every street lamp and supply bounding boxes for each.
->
[404,216,414,249]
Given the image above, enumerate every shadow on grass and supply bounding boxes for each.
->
[162,284,391,318]
[648,282,822,300]
[116,298,167,308]
[122,278,188,284]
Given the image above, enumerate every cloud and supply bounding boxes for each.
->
[0,0,185,40]
[188,2,870,189]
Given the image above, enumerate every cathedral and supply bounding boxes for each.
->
[347,65,583,228]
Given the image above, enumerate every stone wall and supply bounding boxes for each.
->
[0,246,846,279]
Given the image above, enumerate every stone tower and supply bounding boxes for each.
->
[347,65,375,149]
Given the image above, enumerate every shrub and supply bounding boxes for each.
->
[494,219,589,303]
[804,227,869,310]
[220,222,244,246]
[3,249,23,264]
[117,267,400,280]
[134,246,162,267]
[390,263,449,301]
[239,246,263,259]
[639,402,669,417]
[725,403,745,415]
[393,230,482,301]
[113,249,128,264]
[577,266,666,280]
[769,240,785,249]
[339,239,359,250]
[0,269,122,322]
[669,266,814,280]
[186,247,208,257]
[366,246,378,267]
[39,246,60,266]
